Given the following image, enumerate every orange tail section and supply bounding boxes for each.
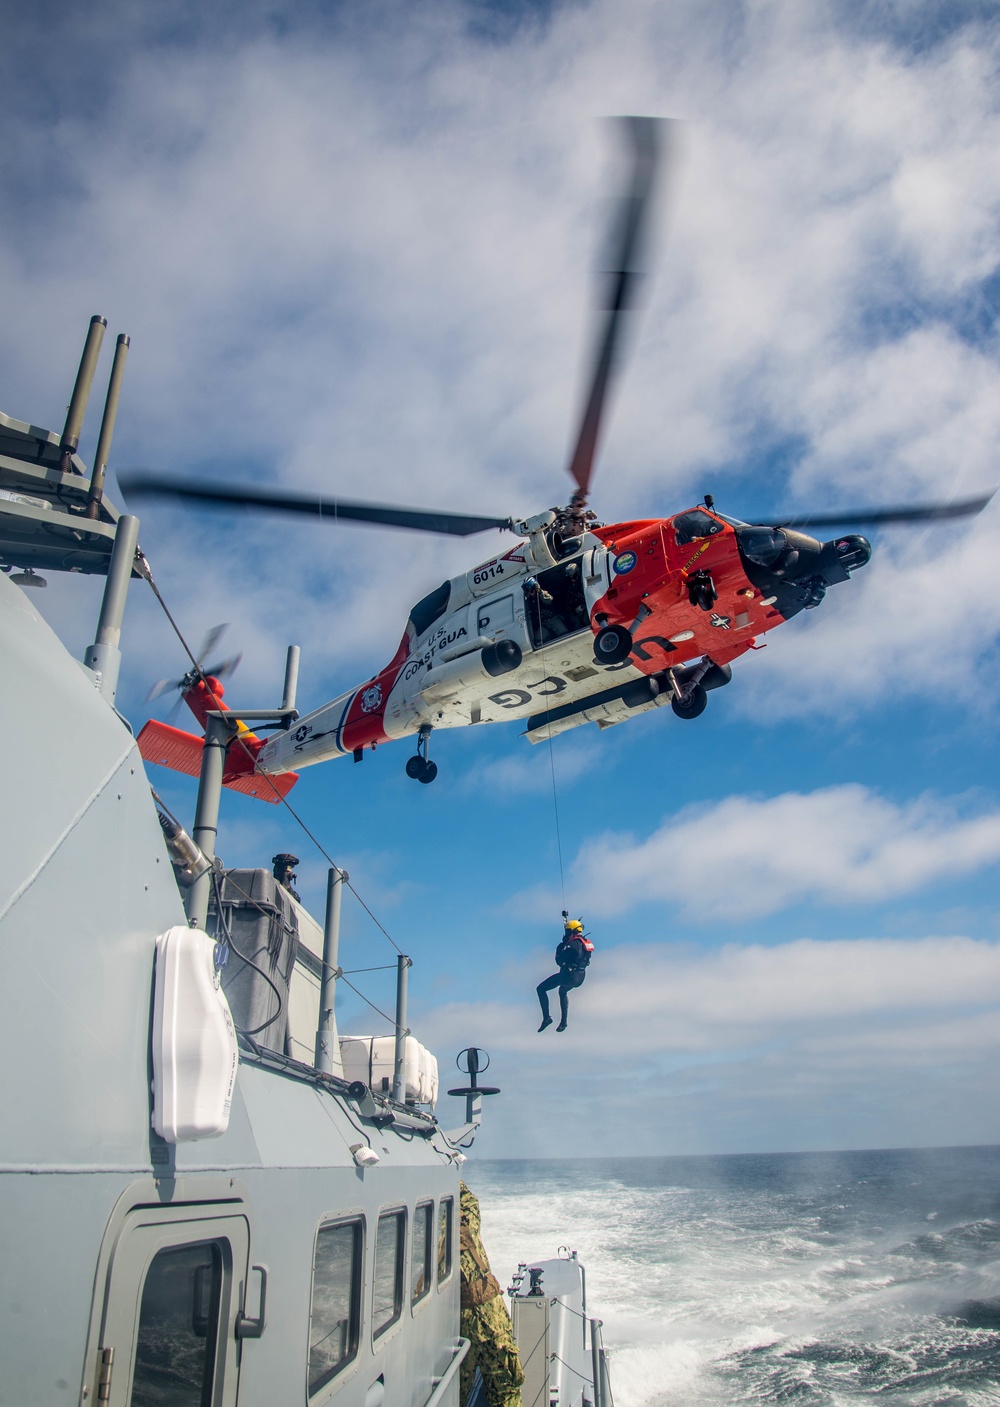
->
[137,719,299,804]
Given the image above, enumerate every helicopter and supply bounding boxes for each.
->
[125,117,993,789]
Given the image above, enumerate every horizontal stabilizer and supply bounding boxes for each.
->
[136,720,298,804]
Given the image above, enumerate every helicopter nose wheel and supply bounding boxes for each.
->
[406,725,438,784]
[593,623,634,666]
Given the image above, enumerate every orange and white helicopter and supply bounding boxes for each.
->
[126,118,991,791]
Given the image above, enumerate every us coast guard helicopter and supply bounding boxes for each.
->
[126,119,992,789]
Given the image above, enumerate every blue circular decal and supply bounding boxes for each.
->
[614,550,637,575]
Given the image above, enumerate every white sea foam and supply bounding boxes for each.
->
[468,1148,1000,1407]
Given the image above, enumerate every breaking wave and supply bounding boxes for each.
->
[468,1146,1000,1407]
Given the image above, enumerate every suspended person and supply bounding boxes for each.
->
[537,915,594,1032]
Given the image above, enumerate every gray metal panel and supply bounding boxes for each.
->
[213,868,299,1053]
[0,1172,139,1407]
[512,1297,550,1407]
[513,1258,592,1407]
[0,568,469,1407]
[0,573,186,1166]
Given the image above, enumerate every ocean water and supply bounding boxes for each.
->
[468,1147,1000,1407]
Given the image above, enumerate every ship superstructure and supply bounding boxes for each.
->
[0,323,613,1407]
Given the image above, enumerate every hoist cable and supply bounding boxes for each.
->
[528,583,567,907]
[547,727,567,909]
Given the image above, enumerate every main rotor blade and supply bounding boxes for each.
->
[120,474,515,537]
[774,492,994,530]
[566,115,668,498]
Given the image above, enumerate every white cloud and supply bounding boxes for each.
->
[557,784,1000,920]
[426,933,1000,1056]
[419,932,1000,1154]
[458,736,598,797]
[3,1,999,731]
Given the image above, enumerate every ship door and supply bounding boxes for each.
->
[94,1204,251,1406]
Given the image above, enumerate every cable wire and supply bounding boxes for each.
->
[335,971,401,1031]
[210,869,286,1037]
[344,878,402,954]
[527,583,567,907]
[546,727,566,909]
[138,553,404,957]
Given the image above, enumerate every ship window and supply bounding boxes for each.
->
[131,1241,222,1407]
[408,581,451,638]
[412,1203,434,1305]
[309,1218,363,1395]
[437,1198,454,1284]
[673,509,724,546]
[373,1209,406,1338]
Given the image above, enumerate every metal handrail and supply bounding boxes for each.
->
[421,1338,470,1407]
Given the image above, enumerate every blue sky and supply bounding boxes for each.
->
[4,0,1000,1157]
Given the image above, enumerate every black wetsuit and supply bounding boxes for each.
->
[537,935,591,1030]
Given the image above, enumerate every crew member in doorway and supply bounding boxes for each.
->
[272,852,301,901]
[537,915,593,1032]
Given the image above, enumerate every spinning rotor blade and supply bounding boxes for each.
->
[202,652,243,683]
[566,115,668,499]
[120,474,514,538]
[196,623,229,666]
[146,675,183,704]
[144,624,239,704]
[774,492,995,530]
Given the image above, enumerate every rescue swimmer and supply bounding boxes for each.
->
[537,914,594,1032]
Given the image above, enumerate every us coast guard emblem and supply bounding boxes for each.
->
[361,683,383,713]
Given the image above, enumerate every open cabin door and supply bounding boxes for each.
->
[523,559,591,651]
[94,1203,251,1407]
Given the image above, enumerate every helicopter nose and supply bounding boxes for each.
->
[829,534,872,571]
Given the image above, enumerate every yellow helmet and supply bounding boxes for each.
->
[565,919,584,932]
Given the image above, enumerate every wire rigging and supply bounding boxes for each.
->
[334,972,401,1031]
[138,553,405,988]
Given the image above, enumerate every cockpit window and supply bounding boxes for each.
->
[408,581,451,638]
[673,510,725,546]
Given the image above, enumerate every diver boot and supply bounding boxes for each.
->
[556,1020,568,1032]
[538,1016,553,1032]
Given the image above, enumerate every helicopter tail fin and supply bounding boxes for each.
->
[137,719,299,804]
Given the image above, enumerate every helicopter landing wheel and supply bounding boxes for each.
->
[671,684,708,719]
[406,724,437,782]
[593,624,633,666]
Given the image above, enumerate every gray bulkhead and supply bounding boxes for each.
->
[0,574,464,1406]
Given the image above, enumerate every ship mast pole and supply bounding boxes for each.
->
[391,954,412,1103]
[83,513,139,704]
[185,713,231,929]
[315,866,347,1078]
